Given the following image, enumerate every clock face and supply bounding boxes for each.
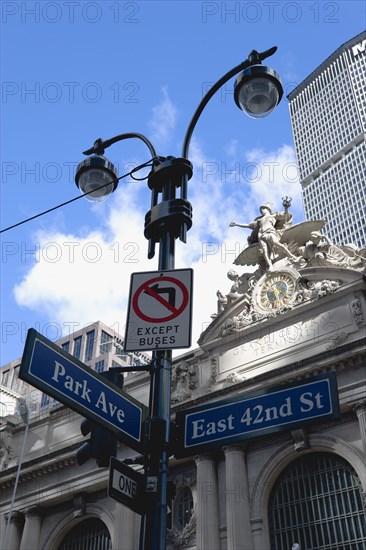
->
[257,272,297,311]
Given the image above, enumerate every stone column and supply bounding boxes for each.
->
[354,402,366,457]
[194,454,221,550]
[19,507,43,550]
[3,511,24,550]
[223,445,253,550]
[112,502,137,550]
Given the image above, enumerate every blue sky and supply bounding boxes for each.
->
[1,1,365,365]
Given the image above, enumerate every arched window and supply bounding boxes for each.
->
[174,487,194,530]
[58,518,111,550]
[268,453,366,549]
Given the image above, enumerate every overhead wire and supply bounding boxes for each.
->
[0,158,155,234]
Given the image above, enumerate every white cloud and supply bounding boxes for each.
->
[14,187,152,338]
[243,144,303,221]
[148,87,178,148]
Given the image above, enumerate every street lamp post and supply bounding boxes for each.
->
[75,46,283,550]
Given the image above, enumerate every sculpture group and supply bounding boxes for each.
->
[230,198,365,272]
[211,197,366,328]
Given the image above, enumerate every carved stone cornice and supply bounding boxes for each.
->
[0,446,78,489]
[7,487,109,521]
[173,340,366,413]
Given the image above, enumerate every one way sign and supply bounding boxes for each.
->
[109,458,145,514]
[124,269,193,351]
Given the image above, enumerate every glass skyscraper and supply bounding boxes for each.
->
[288,31,366,247]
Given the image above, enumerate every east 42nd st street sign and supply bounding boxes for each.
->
[175,373,340,458]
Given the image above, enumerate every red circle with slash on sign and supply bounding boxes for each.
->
[132,276,189,323]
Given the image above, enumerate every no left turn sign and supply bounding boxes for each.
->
[124,269,193,351]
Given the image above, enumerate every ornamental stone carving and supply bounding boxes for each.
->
[167,509,196,548]
[351,298,364,326]
[0,428,13,470]
[173,472,196,491]
[291,429,309,451]
[200,197,366,344]
[326,332,349,350]
[73,493,87,517]
[167,472,196,549]
[223,372,245,387]
[171,362,197,403]
[209,356,218,386]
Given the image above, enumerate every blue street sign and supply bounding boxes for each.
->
[20,329,148,453]
[175,373,339,457]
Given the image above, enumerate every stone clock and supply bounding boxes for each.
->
[253,269,299,313]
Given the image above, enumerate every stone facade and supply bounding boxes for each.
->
[1,209,366,549]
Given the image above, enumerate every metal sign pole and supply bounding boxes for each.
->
[141,158,192,550]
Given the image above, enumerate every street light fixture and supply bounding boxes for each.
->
[75,155,119,202]
[75,133,158,202]
[74,47,282,550]
[234,64,283,118]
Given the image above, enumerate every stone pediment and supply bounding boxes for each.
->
[198,199,366,350]
[198,266,363,350]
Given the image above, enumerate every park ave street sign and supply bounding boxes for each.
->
[175,373,339,457]
[124,268,193,351]
[108,457,145,514]
[19,329,148,453]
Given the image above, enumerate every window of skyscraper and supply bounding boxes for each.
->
[61,341,70,353]
[2,370,10,386]
[100,330,112,355]
[85,330,95,362]
[95,360,104,373]
[73,336,82,360]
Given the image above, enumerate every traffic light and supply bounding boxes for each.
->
[76,369,124,467]
[76,418,94,465]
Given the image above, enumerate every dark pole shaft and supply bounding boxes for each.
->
[142,178,176,550]
[145,352,172,548]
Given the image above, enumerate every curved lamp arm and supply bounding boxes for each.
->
[83,132,158,159]
[182,46,278,158]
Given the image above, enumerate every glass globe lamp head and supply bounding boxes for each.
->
[234,65,283,119]
[75,155,118,202]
